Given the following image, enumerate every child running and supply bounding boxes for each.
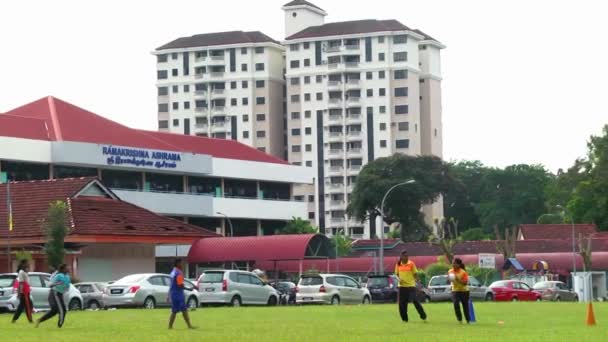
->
[36,264,70,328]
[11,259,33,323]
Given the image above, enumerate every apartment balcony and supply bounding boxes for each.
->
[348,165,362,175]
[330,217,345,224]
[345,79,361,89]
[325,183,345,193]
[194,90,208,97]
[195,107,209,113]
[328,166,344,175]
[327,80,342,90]
[328,200,346,209]
[210,89,226,99]
[344,44,361,51]
[328,98,343,109]
[345,62,360,68]
[328,114,343,123]
[326,132,344,142]
[211,106,226,114]
[327,63,345,73]
[194,122,209,130]
[207,56,226,65]
[328,148,344,156]
[347,131,363,141]
[212,121,229,132]
[113,189,306,221]
[210,72,225,78]
[325,45,342,54]
[195,73,205,79]
[347,113,362,123]
[347,148,362,157]
[346,97,361,107]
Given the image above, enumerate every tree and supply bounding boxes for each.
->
[495,225,517,259]
[567,125,608,231]
[460,228,491,241]
[330,233,352,257]
[280,217,318,234]
[465,264,499,286]
[477,164,552,232]
[347,154,454,242]
[44,201,68,269]
[444,160,489,231]
[536,213,566,224]
[428,217,459,264]
[578,233,592,271]
[424,256,451,278]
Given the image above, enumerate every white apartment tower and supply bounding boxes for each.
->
[282,0,445,238]
[153,31,286,158]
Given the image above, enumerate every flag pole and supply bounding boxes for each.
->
[6,179,12,271]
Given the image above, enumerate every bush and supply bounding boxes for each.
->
[536,213,565,224]
[465,264,499,286]
[424,256,451,280]
[460,228,491,241]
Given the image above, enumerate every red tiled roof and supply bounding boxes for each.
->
[519,224,597,240]
[0,178,216,243]
[188,234,331,263]
[1,96,286,164]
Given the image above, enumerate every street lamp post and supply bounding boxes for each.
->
[378,179,415,275]
[216,212,233,237]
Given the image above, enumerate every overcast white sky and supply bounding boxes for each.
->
[1,0,606,172]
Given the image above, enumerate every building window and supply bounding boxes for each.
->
[304,93,311,102]
[158,120,169,129]
[242,80,248,88]
[242,97,249,105]
[304,58,310,67]
[172,102,179,110]
[380,106,386,114]
[306,161,312,167]
[393,35,407,44]
[379,123,386,131]
[396,139,409,149]
[173,119,179,127]
[366,72,373,80]
[255,47,265,54]
[290,44,299,51]
[398,122,409,131]
[256,114,266,121]
[290,77,300,85]
[366,89,373,97]
[379,53,385,61]
[305,110,311,118]
[308,212,315,219]
[158,87,168,96]
[378,36,385,43]
[256,97,265,105]
[157,54,168,63]
[379,71,386,79]
[316,75,323,83]
[395,87,408,97]
[231,81,237,89]
[291,128,301,136]
[243,131,249,138]
[172,69,178,76]
[292,145,301,152]
[184,101,190,109]
[304,76,310,84]
[291,95,300,103]
[394,69,408,79]
[256,80,265,88]
[172,85,178,93]
[171,52,178,59]
[256,130,266,138]
[291,112,301,119]
[395,105,409,114]
[183,85,190,93]
[157,70,168,80]
[316,92,323,100]
[394,52,408,62]
[158,103,169,112]
[305,127,312,135]
[243,114,249,122]
[290,60,300,69]
[379,88,386,96]
[255,63,264,71]
[380,140,387,147]
[367,106,373,115]
[305,144,312,152]
[241,63,248,71]
[231,98,237,106]
[241,47,247,54]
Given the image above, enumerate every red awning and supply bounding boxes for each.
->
[187,234,331,263]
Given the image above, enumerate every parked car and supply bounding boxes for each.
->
[74,282,107,309]
[485,280,542,302]
[533,281,578,302]
[195,270,279,306]
[365,275,430,303]
[0,272,83,312]
[296,274,371,305]
[103,273,200,309]
[427,275,487,302]
[271,281,297,305]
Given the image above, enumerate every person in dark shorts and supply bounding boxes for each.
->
[36,264,70,328]
[394,250,427,322]
[168,259,196,329]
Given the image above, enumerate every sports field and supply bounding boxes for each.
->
[0,302,605,341]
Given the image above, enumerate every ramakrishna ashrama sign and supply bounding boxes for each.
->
[102,145,182,169]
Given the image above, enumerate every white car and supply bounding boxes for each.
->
[195,270,279,306]
[0,272,83,312]
[296,274,371,305]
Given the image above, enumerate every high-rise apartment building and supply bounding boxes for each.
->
[153,31,286,158]
[282,0,444,238]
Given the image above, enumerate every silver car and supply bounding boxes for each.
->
[533,281,579,302]
[74,282,107,309]
[103,273,200,309]
[296,274,372,305]
[195,270,279,306]
[427,275,487,302]
[0,272,83,311]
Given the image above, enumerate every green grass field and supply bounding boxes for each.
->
[0,303,605,341]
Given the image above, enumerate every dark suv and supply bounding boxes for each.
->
[366,275,429,303]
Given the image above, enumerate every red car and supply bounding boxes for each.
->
[485,280,542,302]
